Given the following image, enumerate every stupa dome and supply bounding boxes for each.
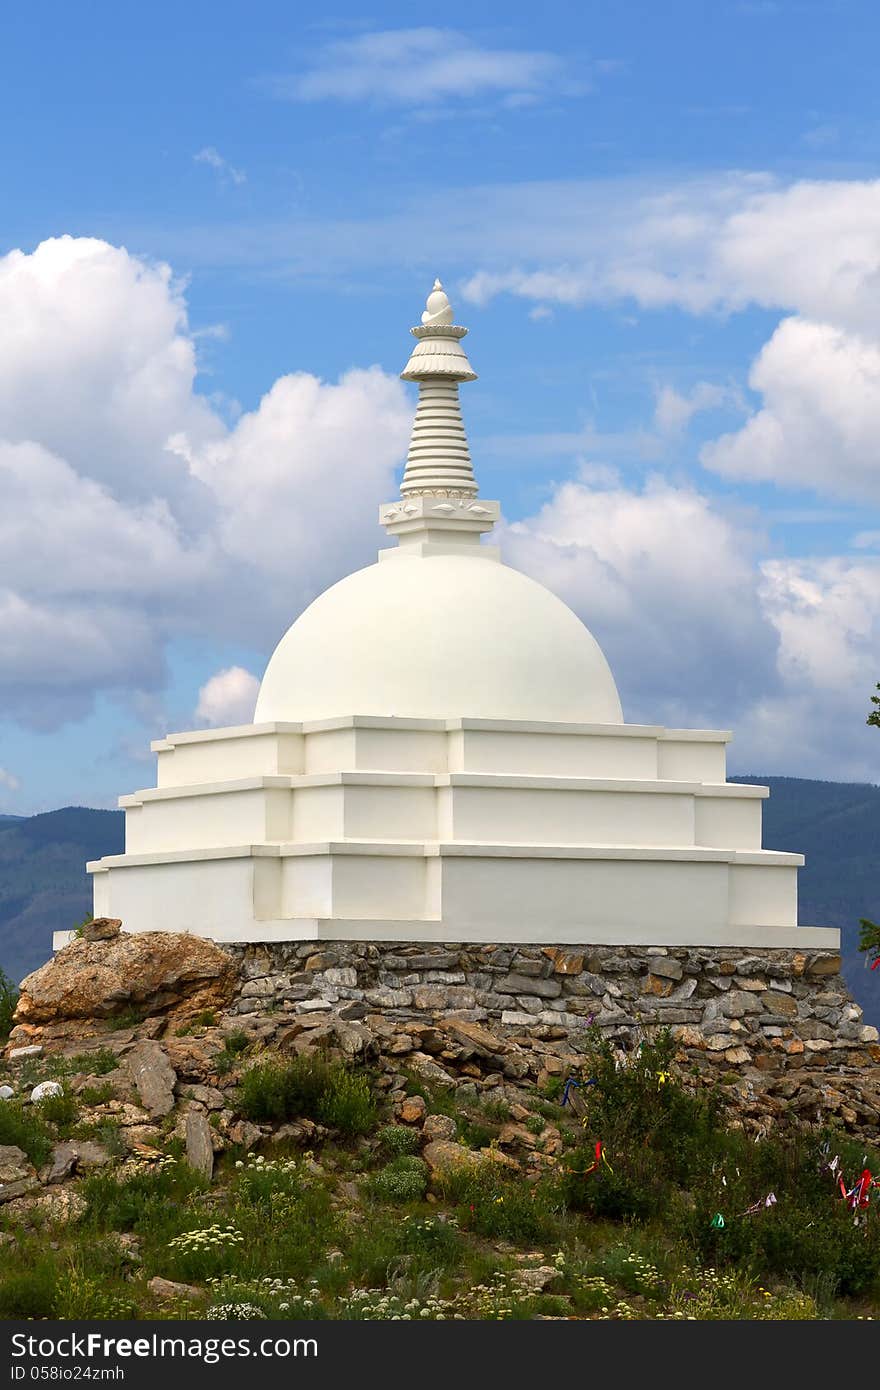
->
[254,552,623,725]
[255,278,622,728]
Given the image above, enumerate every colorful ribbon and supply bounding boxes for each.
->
[582,1140,614,1177]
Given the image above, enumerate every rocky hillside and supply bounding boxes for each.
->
[1,923,879,1321]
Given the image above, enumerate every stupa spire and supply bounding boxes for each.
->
[379,279,500,560]
[399,279,478,498]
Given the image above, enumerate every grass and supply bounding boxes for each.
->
[237,1054,378,1135]
[0,1039,878,1321]
[0,1097,55,1167]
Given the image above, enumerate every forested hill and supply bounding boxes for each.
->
[0,807,123,985]
[0,782,877,1023]
[734,775,880,1026]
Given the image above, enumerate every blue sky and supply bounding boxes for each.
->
[1,1,879,812]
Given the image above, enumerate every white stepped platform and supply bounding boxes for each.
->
[85,717,840,950]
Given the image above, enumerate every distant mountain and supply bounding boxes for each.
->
[0,781,877,1025]
[0,807,123,985]
[734,776,880,1028]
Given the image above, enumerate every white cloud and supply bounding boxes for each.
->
[265,28,573,107]
[0,767,20,793]
[702,317,880,502]
[1,231,877,785]
[194,147,246,186]
[460,176,880,330]
[503,477,776,719]
[196,667,260,727]
[0,236,412,729]
[653,381,739,435]
[505,477,880,781]
[455,175,880,506]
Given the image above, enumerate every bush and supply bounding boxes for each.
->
[371,1156,429,1203]
[0,1262,58,1318]
[238,1055,332,1123]
[0,966,17,1042]
[34,1088,79,1134]
[79,1082,116,1107]
[237,1055,376,1135]
[54,1269,135,1320]
[82,1159,207,1236]
[560,1143,657,1222]
[0,1098,53,1167]
[317,1069,377,1136]
[377,1124,422,1157]
[213,1029,251,1076]
[442,1163,564,1243]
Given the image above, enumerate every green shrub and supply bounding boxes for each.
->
[0,1262,59,1318]
[0,1098,53,1167]
[237,1055,376,1135]
[442,1163,564,1243]
[371,1156,429,1203]
[55,1269,135,1320]
[398,1214,462,1263]
[317,1068,377,1136]
[214,1030,251,1077]
[560,1140,664,1222]
[377,1124,422,1157]
[82,1159,207,1236]
[238,1055,331,1123]
[0,966,18,1042]
[35,1088,79,1134]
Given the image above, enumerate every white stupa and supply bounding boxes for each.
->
[85,282,837,951]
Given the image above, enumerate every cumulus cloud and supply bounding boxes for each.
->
[503,477,777,721]
[0,236,411,729]
[264,28,573,107]
[1,231,877,785]
[460,176,880,327]
[0,768,20,793]
[702,317,880,502]
[196,667,260,727]
[506,478,880,781]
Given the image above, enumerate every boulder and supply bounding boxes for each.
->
[15,931,238,1027]
[0,1146,38,1203]
[398,1095,427,1124]
[126,1041,177,1117]
[444,1018,509,1058]
[40,1139,111,1184]
[81,917,122,943]
[422,1140,483,1177]
[31,1080,63,1103]
[422,1113,457,1143]
[185,1112,215,1180]
[148,1277,204,1302]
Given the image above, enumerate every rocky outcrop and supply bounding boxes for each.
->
[13,930,237,1030]
[4,931,880,1145]
[126,1040,177,1117]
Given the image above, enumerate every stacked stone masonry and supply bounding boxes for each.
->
[226,940,880,1135]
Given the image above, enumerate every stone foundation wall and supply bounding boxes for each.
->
[226,940,880,1135]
